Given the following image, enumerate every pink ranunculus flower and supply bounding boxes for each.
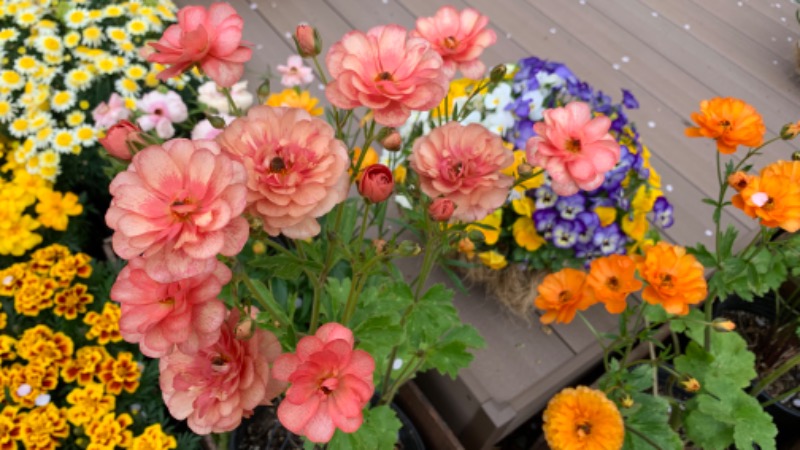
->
[325,24,448,127]
[277,55,314,88]
[410,121,514,222]
[191,114,234,140]
[216,106,349,239]
[526,102,621,196]
[272,323,375,443]
[105,139,249,283]
[110,257,230,358]
[93,93,131,129]
[412,6,497,79]
[147,2,252,87]
[137,90,189,139]
[197,81,253,114]
[160,308,286,434]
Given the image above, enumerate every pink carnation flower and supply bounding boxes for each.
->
[412,6,497,79]
[137,90,189,139]
[410,122,514,221]
[272,323,375,443]
[105,139,249,283]
[216,106,349,239]
[110,257,230,358]
[160,309,286,434]
[325,24,448,127]
[147,2,252,87]
[92,93,131,128]
[525,102,621,196]
[277,55,314,88]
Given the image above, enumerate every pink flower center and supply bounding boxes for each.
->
[269,156,288,174]
[154,108,164,116]
[374,71,394,82]
[159,297,175,306]
[319,377,339,395]
[564,138,582,154]
[443,36,459,50]
[171,198,199,222]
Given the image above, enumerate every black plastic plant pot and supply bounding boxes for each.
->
[714,295,800,445]
[229,402,426,450]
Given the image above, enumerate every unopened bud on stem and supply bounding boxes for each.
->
[208,116,227,129]
[295,24,322,57]
[489,64,507,83]
[378,128,402,151]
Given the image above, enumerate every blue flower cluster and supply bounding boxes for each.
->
[504,57,674,260]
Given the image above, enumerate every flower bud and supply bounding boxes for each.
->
[681,377,701,393]
[358,164,394,203]
[489,64,507,83]
[257,78,271,104]
[208,115,227,129]
[518,163,534,175]
[712,319,736,332]
[781,121,800,140]
[793,151,800,161]
[294,24,321,57]
[621,395,634,408]
[396,240,422,256]
[379,128,402,151]
[99,120,143,160]
[727,171,752,192]
[252,240,266,255]
[372,239,387,254]
[428,198,455,222]
[234,317,254,340]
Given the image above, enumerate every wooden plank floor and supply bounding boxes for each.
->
[182,0,800,446]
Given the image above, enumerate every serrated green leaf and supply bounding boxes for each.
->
[674,332,756,389]
[622,395,683,450]
[685,409,733,450]
[718,225,739,260]
[323,277,350,322]
[328,405,401,450]
[687,244,717,267]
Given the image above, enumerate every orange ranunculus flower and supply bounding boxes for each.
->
[543,386,625,450]
[535,268,596,324]
[732,161,800,232]
[727,171,755,192]
[685,97,765,154]
[587,255,643,314]
[639,242,707,315]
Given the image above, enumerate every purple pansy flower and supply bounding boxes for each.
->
[652,196,674,228]
[552,219,584,249]
[593,223,626,255]
[621,89,639,109]
[534,185,558,209]
[556,194,586,220]
[533,208,558,239]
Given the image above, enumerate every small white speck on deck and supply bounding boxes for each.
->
[665,184,673,192]
[549,27,557,34]
[651,11,659,18]
[317,83,325,90]
[621,55,630,63]
[705,230,713,237]
[284,31,291,39]
[612,63,620,70]
[647,121,656,128]
[683,23,691,30]
[249,2,257,10]
[506,32,512,39]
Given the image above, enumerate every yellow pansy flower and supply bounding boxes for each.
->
[478,251,508,270]
[594,206,617,227]
[512,217,545,251]
[468,209,502,245]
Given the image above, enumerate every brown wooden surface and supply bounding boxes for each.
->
[179,0,800,447]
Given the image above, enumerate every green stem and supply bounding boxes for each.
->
[750,352,800,396]
[380,356,425,405]
[220,87,241,117]
[310,203,347,333]
[341,203,372,324]
[625,424,665,450]
[240,274,288,329]
[217,432,230,450]
[761,383,800,407]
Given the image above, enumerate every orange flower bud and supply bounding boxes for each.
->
[621,395,634,408]
[252,241,266,255]
[234,317,254,340]
[428,198,455,222]
[380,129,402,152]
[294,24,321,57]
[712,319,736,332]
[727,171,754,192]
[681,377,701,393]
[358,164,394,203]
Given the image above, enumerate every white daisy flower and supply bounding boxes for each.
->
[0,70,24,90]
[52,129,77,153]
[8,117,30,138]
[34,35,62,55]
[65,111,86,127]
[40,165,59,181]
[14,55,38,74]
[82,26,103,47]
[14,8,38,27]
[104,4,124,18]
[28,111,51,132]
[125,64,147,80]
[65,67,94,91]
[95,57,118,75]
[64,9,90,28]
[34,126,54,148]
[40,150,60,168]
[114,77,140,97]
[0,28,20,43]
[74,125,96,146]
[127,18,149,36]
[106,27,127,43]
[63,31,81,49]
[25,154,41,175]
[0,97,15,122]
[13,140,36,164]
[51,91,76,112]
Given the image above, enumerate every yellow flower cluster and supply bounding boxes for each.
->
[0,0,193,180]
[0,145,83,255]
[0,244,177,449]
[266,88,324,117]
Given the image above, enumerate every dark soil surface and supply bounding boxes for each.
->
[234,404,304,450]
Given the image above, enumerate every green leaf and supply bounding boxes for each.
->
[247,279,291,326]
[323,278,351,322]
[622,395,683,450]
[686,243,717,267]
[684,409,734,450]
[250,253,318,280]
[328,405,402,450]
[424,324,485,379]
[674,332,756,389]
[718,225,739,260]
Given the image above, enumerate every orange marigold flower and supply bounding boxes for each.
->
[639,242,707,315]
[0,335,15,361]
[86,413,134,449]
[0,263,29,297]
[727,171,755,192]
[13,275,58,317]
[29,244,71,274]
[535,268,596,324]
[61,346,110,386]
[19,403,69,450]
[16,325,74,366]
[53,283,94,320]
[66,383,116,426]
[132,424,178,450]
[97,352,140,395]
[0,311,5,330]
[0,406,23,450]
[50,252,92,285]
[84,303,122,344]
[732,161,800,232]
[543,386,624,450]
[8,363,59,408]
[685,97,765,154]
[587,255,643,314]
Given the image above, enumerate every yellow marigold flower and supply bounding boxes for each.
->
[54,283,93,320]
[9,362,59,408]
[350,146,379,181]
[50,252,92,284]
[30,244,71,273]
[0,262,28,296]
[0,406,23,449]
[61,345,110,386]
[35,190,83,231]
[478,251,508,270]
[0,335,16,360]
[19,403,68,449]
[1,215,42,257]
[467,209,502,245]
[265,88,324,116]
[66,383,116,426]
[84,303,122,344]
[86,413,134,449]
[13,275,57,316]
[543,386,624,450]
[97,352,140,395]
[16,325,74,365]
[132,424,178,450]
